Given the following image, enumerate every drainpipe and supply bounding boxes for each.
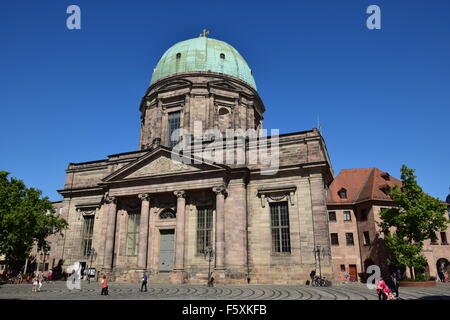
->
[245,180,250,284]
[245,137,251,284]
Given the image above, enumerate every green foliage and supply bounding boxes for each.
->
[0,171,68,262]
[379,165,448,278]
[383,234,427,270]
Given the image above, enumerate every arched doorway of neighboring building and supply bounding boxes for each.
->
[436,258,450,282]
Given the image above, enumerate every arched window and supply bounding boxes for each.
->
[218,108,229,116]
[159,209,176,219]
[220,53,225,59]
[176,53,181,59]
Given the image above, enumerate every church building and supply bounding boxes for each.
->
[55,35,334,284]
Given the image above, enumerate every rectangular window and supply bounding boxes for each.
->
[346,233,354,246]
[441,232,448,245]
[168,111,181,148]
[343,211,352,222]
[359,209,368,221]
[270,202,291,253]
[81,215,94,257]
[340,264,346,272]
[328,211,336,222]
[363,231,370,246]
[431,233,439,245]
[126,210,140,256]
[330,233,339,246]
[197,207,213,254]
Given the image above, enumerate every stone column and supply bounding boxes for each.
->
[213,185,227,271]
[137,193,150,270]
[103,196,117,270]
[173,190,186,271]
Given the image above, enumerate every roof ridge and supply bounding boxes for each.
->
[355,168,375,202]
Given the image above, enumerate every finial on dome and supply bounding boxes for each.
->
[199,29,210,37]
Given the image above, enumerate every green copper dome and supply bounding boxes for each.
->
[151,37,257,90]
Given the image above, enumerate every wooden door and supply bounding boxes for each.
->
[349,264,358,281]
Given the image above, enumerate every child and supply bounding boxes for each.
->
[100,275,108,295]
[32,277,38,292]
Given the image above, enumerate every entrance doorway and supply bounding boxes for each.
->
[159,229,175,272]
[349,265,358,282]
[436,258,450,281]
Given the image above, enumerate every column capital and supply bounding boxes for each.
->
[213,185,227,196]
[174,190,186,198]
[138,193,150,202]
[105,195,116,204]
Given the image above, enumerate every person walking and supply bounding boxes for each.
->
[376,278,389,300]
[32,276,38,292]
[37,273,43,292]
[140,272,148,292]
[100,275,109,295]
[390,272,399,298]
[16,272,23,284]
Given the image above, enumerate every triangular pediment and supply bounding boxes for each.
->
[158,80,192,92]
[209,80,241,91]
[102,147,227,183]
[127,154,199,178]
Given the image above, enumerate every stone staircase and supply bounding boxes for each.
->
[148,272,172,284]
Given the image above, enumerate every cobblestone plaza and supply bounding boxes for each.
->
[1,282,449,300]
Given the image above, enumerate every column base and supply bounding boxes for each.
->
[212,269,226,285]
[170,270,188,284]
[100,268,116,282]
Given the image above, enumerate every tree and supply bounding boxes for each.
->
[0,171,68,270]
[379,165,448,279]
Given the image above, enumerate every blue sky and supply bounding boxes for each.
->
[1,0,449,201]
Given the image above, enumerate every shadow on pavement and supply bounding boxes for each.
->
[419,296,450,300]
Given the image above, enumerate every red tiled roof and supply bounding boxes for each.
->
[327,168,402,205]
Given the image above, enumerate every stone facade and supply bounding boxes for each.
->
[56,126,333,284]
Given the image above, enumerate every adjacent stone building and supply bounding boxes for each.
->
[327,168,450,282]
[54,36,334,284]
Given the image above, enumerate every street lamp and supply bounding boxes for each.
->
[313,244,331,284]
[203,246,215,287]
[39,250,49,274]
[313,244,323,280]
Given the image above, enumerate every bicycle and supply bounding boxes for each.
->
[312,276,328,287]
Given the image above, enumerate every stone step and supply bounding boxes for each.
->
[148,272,172,284]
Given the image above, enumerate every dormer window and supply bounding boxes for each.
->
[338,188,347,199]
[380,184,391,195]
[176,53,181,59]
[220,53,225,59]
[381,172,390,181]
